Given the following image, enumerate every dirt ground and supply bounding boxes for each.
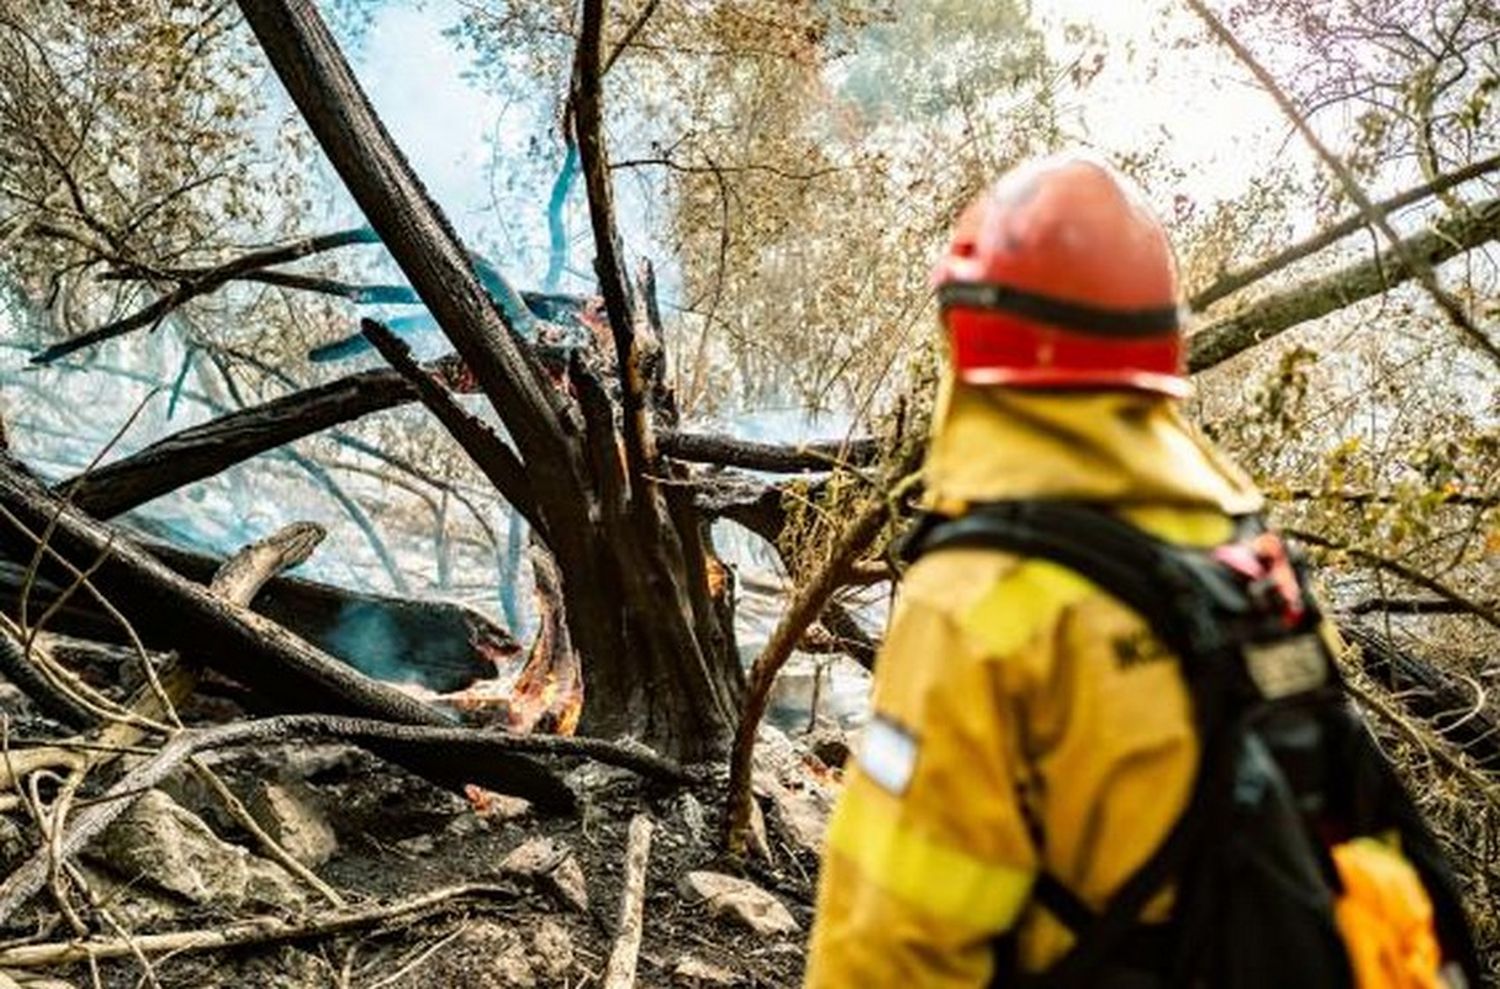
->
[3,738,818,989]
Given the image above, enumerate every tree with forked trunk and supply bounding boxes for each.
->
[225,0,754,760]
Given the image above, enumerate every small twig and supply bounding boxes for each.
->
[187,758,345,908]
[0,883,519,968]
[602,814,653,989]
[723,453,922,856]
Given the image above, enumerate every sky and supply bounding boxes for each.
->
[334,0,1326,286]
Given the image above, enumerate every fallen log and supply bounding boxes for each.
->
[55,365,876,525]
[0,456,571,809]
[1342,623,1500,774]
[0,542,512,694]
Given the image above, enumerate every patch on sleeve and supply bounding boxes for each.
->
[857,716,919,796]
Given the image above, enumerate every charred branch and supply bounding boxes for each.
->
[100,264,588,324]
[29,226,380,365]
[54,373,861,523]
[1188,196,1500,373]
[659,432,880,473]
[361,319,543,535]
[59,367,421,518]
[573,0,657,495]
[235,0,583,514]
[0,626,92,728]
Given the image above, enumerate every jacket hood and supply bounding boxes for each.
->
[922,379,1263,515]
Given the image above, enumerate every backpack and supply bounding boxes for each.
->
[900,501,1481,989]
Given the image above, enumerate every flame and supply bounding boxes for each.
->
[705,553,727,598]
[396,622,583,737]
[397,545,583,737]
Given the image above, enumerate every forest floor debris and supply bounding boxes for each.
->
[0,689,839,988]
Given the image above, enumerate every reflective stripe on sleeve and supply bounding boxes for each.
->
[827,780,1035,931]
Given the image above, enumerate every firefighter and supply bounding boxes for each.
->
[803,153,1474,988]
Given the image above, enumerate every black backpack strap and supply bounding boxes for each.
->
[913,501,1249,665]
[914,502,1251,989]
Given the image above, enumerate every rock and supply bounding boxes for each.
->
[247,781,338,867]
[493,936,539,988]
[677,791,707,845]
[396,833,436,857]
[86,790,303,911]
[531,919,574,977]
[548,853,589,913]
[267,742,364,782]
[674,955,740,985]
[750,723,837,857]
[499,835,566,874]
[748,797,772,863]
[679,871,798,937]
[464,783,531,822]
[806,725,850,768]
[421,921,540,988]
[753,723,803,780]
[73,863,183,929]
[764,780,831,856]
[500,837,588,912]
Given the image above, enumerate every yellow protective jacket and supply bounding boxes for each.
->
[805,381,1265,987]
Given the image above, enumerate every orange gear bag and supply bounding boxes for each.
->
[1332,838,1457,989]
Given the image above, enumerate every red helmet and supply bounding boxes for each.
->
[932,153,1188,397]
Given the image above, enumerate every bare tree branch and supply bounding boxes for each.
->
[1189,152,1500,310]
[28,226,379,365]
[1285,527,1500,631]
[1188,197,1500,372]
[361,319,543,535]
[1187,0,1500,367]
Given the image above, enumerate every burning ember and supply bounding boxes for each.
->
[399,546,583,736]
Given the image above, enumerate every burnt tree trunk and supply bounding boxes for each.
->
[235,0,742,760]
